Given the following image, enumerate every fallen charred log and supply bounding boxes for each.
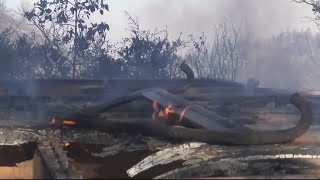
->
[55,89,312,145]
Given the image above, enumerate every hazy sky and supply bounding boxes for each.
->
[6,0,319,43]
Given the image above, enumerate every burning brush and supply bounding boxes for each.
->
[50,116,77,127]
[151,101,190,126]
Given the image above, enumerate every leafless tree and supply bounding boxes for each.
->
[184,20,244,81]
[0,0,14,25]
[293,0,320,30]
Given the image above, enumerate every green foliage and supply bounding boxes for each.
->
[117,12,185,79]
[24,0,110,78]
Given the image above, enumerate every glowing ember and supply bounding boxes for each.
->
[158,111,165,118]
[178,106,190,123]
[151,100,159,122]
[63,120,76,126]
[164,103,175,119]
[50,117,76,127]
[151,101,176,122]
[155,103,175,120]
[50,117,57,125]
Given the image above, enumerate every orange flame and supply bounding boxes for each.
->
[63,120,76,126]
[50,117,57,125]
[164,103,175,119]
[151,100,191,125]
[151,101,177,122]
[158,111,165,118]
[157,103,175,120]
[151,100,159,122]
[50,117,76,127]
[178,106,190,123]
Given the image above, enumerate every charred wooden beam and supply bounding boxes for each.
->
[126,126,320,178]
[37,131,83,179]
[154,157,320,179]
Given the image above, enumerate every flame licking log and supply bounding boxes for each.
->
[48,84,311,145]
[50,116,57,125]
[63,120,76,126]
[152,101,176,122]
[152,101,189,125]
[178,106,191,123]
[50,117,76,127]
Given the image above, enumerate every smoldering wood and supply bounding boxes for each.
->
[37,144,68,179]
[0,78,318,178]
[154,157,320,179]
[2,78,318,111]
[126,126,320,178]
[37,130,83,179]
[1,80,318,111]
[0,79,245,101]
[53,87,312,145]
[0,126,171,152]
[140,88,249,131]
[56,88,241,132]
[65,62,195,115]
[0,100,304,129]
[0,85,310,146]
[0,87,300,109]
[1,124,320,178]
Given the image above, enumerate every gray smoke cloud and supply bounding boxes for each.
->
[130,0,319,90]
[132,0,317,40]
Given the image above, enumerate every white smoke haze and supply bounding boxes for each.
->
[128,0,320,90]
[5,0,320,90]
[130,0,316,40]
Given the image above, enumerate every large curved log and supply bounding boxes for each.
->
[56,92,312,145]
[154,93,312,145]
[167,62,195,94]
[162,93,312,145]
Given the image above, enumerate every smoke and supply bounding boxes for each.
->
[4,0,320,90]
[133,0,316,40]
[130,0,319,90]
